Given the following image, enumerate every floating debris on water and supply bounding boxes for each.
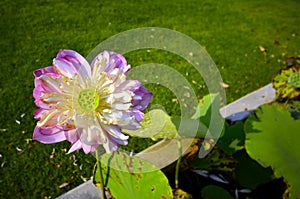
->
[209,174,229,184]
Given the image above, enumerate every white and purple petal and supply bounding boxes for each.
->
[34,75,63,97]
[131,85,152,110]
[130,110,144,122]
[67,139,83,154]
[37,109,61,128]
[91,51,130,76]
[116,80,152,111]
[65,129,79,144]
[33,126,66,144]
[54,50,91,81]
[102,132,128,153]
[34,66,60,78]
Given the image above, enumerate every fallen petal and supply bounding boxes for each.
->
[59,182,69,188]
[220,82,230,88]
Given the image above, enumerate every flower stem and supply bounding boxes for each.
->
[95,149,107,199]
[175,138,182,189]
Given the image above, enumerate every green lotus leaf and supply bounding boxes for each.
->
[171,93,224,140]
[201,185,233,199]
[94,151,173,199]
[123,109,178,140]
[191,93,224,139]
[217,122,245,155]
[234,150,274,189]
[191,93,219,119]
[245,104,300,198]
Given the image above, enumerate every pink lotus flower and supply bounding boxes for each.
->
[33,50,152,154]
